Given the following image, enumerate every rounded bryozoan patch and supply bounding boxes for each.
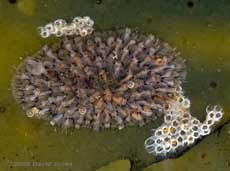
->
[12,28,186,131]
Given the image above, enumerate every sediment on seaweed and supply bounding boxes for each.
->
[12,28,186,131]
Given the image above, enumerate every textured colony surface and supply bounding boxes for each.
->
[38,16,94,38]
[144,95,224,157]
[12,28,186,131]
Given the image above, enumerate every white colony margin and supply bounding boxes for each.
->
[144,93,224,157]
[38,16,94,38]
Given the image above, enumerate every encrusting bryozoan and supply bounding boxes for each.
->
[12,28,186,131]
[144,93,224,157]
[38,16,94,38]
[12,15,224,159]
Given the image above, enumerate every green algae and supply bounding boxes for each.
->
[17,0,36,16]
[0,0,229,171]
[96,160,131,171]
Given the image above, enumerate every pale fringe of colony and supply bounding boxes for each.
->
[144,92,224,157]
[38,16,94,38]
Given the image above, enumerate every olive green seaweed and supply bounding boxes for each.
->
[0,0,229,171]
[97,160,130,171]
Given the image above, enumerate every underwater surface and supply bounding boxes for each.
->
[0,0,230,171]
